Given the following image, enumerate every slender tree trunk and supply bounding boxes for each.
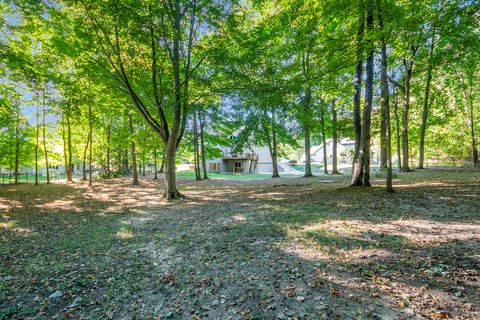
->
[106,126,111,173]
[14,111,20,184]
[418,41,435,169]
[468,94,479,166]
[193,106,201,180]
[461,75,479,166]
[88,103,93,186]
[378,0,394,192]
[159,152,165,173]
[153,147,158,180]
[82,136,89,180]
[35,102,39,185]
[401,69,412,172]
[393,91,402,172]
[320,109,328,174]
[351,11,364,186]
[303,78,313,177]
[304,124,313,177]
[199,111,209,179]
[265,110,280,178]
[331,98,339,174]
[66,111,73,182]
[129,113,139,186]
[358,1,374,187]
[379,94,387,169]
[42,99,50,184]
[62,115,68,181]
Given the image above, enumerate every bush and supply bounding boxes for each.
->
[99,171,122,179]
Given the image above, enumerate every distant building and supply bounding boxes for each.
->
[206,146,273,173]
[300,139,355,164]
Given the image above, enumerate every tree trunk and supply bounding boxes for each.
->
[265,110,280,178]
[35,102,39,185]
[14,110,20,184]
[304,124,313,177]
[89,103,93,186]
[351,11,364,186]
[161,0,185,199]
[418,41,435,169]
[378,0,394,192]
[66,111,73,182]
[106,126,111,173]
[62,115,68,181]
[461,74,479,166]
[199,111,209,179]
[82,136,89,180]
[193,106,201,181]
[331,98,339,174]
[401,69,412,172]
[358,0,374,187]
[320,109,328,174]
[159,152,165,173]
[129,113,139,186]
[163,142,182,199]
[393,91,402,172]
[42,100,50,184]
[153,147,158,180]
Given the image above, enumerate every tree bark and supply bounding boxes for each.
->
[153,147,158,180]
[66,110,73,182]
[62,115,68,182]
[35,99,39,185]
[304,124,313,177]
[401,68,412,172]
[418,41,435,169]
[199,110,209,179]
[358,0,374,187]
[193,106,201,180]
[378,0,394,192]
[461,74,479,166]
[331,98,339,174]
[82,135,89,180]
[265,110,280,178]
[351,9,364,186]
[14,110,20,184]
[129,113,139,186]
[393,91,402,172]
[320,109,328,174]
[106,125,111,173]
[42,97,50,184]
[159,152,165,173]
[88,103,93,186]
[303,87,313,177]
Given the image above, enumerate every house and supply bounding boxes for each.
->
[207,146,278,173]
[300,138,355,164]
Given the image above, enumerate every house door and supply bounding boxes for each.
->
[234,161,243,173]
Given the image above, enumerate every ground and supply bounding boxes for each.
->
[1,168,479,320]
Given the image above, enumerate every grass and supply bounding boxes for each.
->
[176,170,301,180]
[1,167,479,319]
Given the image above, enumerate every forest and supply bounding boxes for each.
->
[1,0,479,319]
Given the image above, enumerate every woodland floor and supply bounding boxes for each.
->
[1,167,479,320]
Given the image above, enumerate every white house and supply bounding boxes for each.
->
[207,145,287,174]
[300,138,355,164]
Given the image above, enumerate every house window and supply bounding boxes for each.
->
[235,162,242,168]
[209,163,220,171]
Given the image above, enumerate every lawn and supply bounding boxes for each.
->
[177,170,301,180]
[1,168,479,319]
